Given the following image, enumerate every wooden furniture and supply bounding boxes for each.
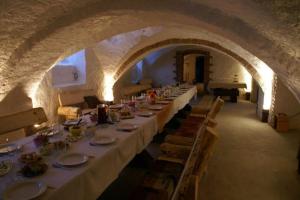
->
[208,82,246,103]
[122,79,152,97]
[0,107,48,142]
[139,122,219,200]
[57,89,97,120]
[275,113,289,132]
[191,95,215,115]
[0,87,196,200]
[175,50,211,90]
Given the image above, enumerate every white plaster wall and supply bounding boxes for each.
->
[51,49,87,87]
[33,47,105,122]
[273,78,300,130]
[142,47,177,87]
[1,0,300,121]
[210,51,246,83]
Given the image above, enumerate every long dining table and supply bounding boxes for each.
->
[0,86,197,200]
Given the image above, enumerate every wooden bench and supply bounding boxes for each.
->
[0,107,48,142]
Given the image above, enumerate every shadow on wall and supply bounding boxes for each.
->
[0,84,32,117]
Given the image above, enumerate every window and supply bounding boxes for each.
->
[52,50,86,88]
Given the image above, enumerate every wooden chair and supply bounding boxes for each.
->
[172,96,223,139]
[171,127,219,200]
[191,95,215,115]
[0,107,48,142]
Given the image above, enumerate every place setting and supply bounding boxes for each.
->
[0,143,22,156]
[147,105,164,111]
[90,135,117,146]
[2,180,48,200]
[52,152,91,169]
[116,123,138,132]
[136,111,155,118]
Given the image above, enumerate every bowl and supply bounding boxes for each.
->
[69,126,82,137]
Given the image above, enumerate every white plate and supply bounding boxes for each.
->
[90,136,117,145]
[109,104,123,109]
[3,181,47,200]
[117,123,138,131]
[156,101,170,105]
[0,143,17,155]
[0,160,12,177]
[56,153,88,167]
[120,115,135,119]
[148,105,164,110]
[137,111,154,117]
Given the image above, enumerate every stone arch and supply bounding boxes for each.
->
[115,38,264,91]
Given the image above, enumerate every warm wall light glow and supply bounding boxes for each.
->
[103,73,115,102]
[28,82,41,108]
[242,67,252,92]
[256,61,274,110]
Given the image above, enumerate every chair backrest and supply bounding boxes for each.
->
[207,96,224,119]
[0,107,48,135]
[192,127,218,178]
[171,122,208,200]
[172,122,219,200]
[58,89,95,106]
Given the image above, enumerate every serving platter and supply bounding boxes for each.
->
[56,153,88,167]
[3,181,47,200]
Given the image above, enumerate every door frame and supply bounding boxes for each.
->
[175,49,211,88]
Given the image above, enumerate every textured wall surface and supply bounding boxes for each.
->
[0,0,299,119]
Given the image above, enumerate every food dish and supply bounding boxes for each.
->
[90,136,117,145]
[56,153,89,167]
[117,123,138,131]
[19,152,42,164]
[19,162,48,178]
[3,181,47,200]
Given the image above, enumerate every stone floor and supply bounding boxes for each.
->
[99,100,300,200]
[200,100,300,200]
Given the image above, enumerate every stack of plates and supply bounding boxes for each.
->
[55,153,89,167]
[3,181,47,200]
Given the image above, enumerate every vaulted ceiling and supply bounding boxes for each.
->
[0,0,299,108]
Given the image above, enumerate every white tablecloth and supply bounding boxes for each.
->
[0,86,197,200]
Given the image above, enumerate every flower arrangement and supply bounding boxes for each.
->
[147,90,157,104]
